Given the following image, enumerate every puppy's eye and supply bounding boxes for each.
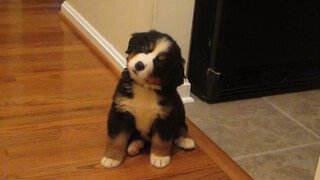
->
[142,45,151,53]
[142,42,154,54]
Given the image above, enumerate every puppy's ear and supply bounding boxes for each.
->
[161,58,185,91]
[125,32,153,54]
[125,35,135,54]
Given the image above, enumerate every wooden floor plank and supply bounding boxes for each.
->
[0,0,251,179]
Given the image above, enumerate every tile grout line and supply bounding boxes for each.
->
[262,97,320,139]
[233,141,320,161]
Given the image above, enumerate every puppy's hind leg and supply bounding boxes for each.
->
[174,127,195,150]
[127,139,145,156]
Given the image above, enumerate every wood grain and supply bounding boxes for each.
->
[58,12,122,79]
[0,0,251,179]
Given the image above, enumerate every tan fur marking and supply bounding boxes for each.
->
[104,132,130,161]
[127,52,136,61]
[115,84,171,139]
[158,55,166,60]
[149,42,154,51]
[127,69,161,90]
[151,133,173,156]
[145,76,161,86]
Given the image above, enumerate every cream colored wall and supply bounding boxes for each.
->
[154,0,195,71]
[63,0,195,102]
[65,0,194,75]
[67,0,155,58]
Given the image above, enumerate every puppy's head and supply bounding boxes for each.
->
[125,30,185,91]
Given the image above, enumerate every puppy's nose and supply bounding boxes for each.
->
[135,61,145,71]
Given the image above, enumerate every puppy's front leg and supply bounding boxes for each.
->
[150,132,173,168]
[101,132,130,168]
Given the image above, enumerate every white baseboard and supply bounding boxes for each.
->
[61,2,126,72]
[60,2,193,104]
[179,80,194,103]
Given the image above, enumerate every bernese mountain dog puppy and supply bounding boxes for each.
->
[101,30,195,169]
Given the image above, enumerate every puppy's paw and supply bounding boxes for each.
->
[174,137,196,150]
[150,153,171,168]
[127,139,144,156]
[100,156,122,168]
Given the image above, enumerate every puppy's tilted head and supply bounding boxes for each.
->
[125,30,185,91]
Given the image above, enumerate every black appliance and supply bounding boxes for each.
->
[188,0,320,103]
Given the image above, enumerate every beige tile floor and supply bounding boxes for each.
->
[185,89,320,180]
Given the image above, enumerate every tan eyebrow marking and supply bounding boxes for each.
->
[127,52,136,61]
[148,42,154,52]
[158,55,166,60]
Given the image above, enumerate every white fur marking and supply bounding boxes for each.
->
[100,157,122,168]
[150,153,171,168]
[174,137,196,150]
[128,38,171,81]
[117,84,167,138]
[128,53,154,80]
[151,38,171,56]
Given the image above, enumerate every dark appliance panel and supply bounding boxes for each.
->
[188,0,320,103]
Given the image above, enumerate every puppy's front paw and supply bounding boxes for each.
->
[100,156,122,168]
[174,137,195,150]
[150,153,171,168]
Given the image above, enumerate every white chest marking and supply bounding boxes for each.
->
[117,84,167,138]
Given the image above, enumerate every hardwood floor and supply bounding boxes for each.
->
[0,1,251,179]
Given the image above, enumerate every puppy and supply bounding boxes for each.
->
[101,30,195,168]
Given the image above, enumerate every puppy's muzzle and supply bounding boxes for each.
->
[135,61,145,71]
